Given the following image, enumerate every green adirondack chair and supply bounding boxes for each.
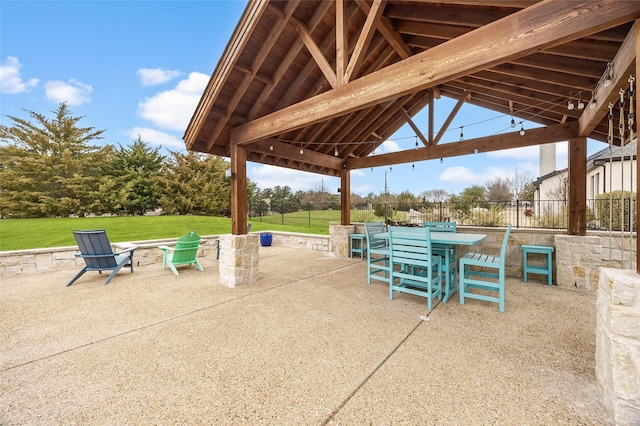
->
[159,230,204,275]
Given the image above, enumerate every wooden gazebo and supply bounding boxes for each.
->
[184,0,640,270]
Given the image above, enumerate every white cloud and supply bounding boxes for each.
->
[439,166,510,185]
[45,79,92,105]
[487,146,538,159]
[137,71,209,131]
[249,164,338,192]
[137,68,183,86]
[376,140,401,153]
[127,127,185,149]
[0,56,38,94]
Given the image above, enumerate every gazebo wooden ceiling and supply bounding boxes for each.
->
[185,0,640,179]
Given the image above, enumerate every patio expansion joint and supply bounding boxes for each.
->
[320,311,437,425]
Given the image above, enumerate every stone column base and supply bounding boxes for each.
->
[218,234,259,288]
[596,267,640,425]
[329,223,355,257]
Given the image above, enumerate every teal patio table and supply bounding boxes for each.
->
[375,230,486,303]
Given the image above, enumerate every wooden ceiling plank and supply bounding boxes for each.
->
[231,0,640,146]
[248,2,332,120]
[345,0,386,83]
[580,22,637,137]
[346,122,578,169]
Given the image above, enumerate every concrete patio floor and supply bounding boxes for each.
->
[1,246,610,425]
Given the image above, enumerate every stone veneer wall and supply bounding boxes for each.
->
[2,227,636,290]
[555,232,636,290]
[596,268,640,424]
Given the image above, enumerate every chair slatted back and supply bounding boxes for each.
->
[499,224,512,265]
[364,222,387,251]
[388,226,434,268]
[73,230,117,269]
[172,230,201,264]
[422,221,456,232]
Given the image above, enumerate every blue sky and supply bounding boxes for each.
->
[1,1,604,197]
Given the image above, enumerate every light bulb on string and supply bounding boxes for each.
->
[412,163,415,170]
[440,158,443,164]
[334,145,339,156]
[510,117,516,128]
[389,166,392,173]
[577,92,585,110]
[603,62,613,87]
[299,143,304,155]
[460,126,464,141]
[519,123,526,136]
[415,136,418,150]
[269,144,274,151]
[590,92,597,109]
[473,147,478,154]
[567,98,575,110]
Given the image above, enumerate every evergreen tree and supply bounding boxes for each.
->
[158,151,230,215]
[107,136,165,215]
[0,103,107,217]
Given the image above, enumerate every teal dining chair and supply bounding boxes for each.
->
[364,222,390,285]
[388,226,442,310]
[459,224,512,312]
[422,221,457,294]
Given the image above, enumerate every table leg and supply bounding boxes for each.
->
[442,244,457,303]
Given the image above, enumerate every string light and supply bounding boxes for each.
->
[577,92,585,110]
[334,145,339,156]
[567,96,575,111]
[459,126,464,141]
[269,144,274,151]
[590,91,597,109]
[440,158,443,164]
[299,143,304,155]
[473,146,478,154]
[510,117,516,128]
[519,123,526,136]
[415,136,418,149]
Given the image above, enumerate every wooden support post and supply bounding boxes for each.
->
[340,168,350,225]
[230,144,248,235]
[636,21,640,274]
[568,137,587,235]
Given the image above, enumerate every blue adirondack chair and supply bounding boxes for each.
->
[67,230,137,286]
[159,230,204,275]
[459,224,512,312]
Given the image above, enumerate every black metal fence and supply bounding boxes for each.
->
[248,198,637,231]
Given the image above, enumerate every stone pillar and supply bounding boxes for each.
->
[218,234,259,288]
[596,268,640,424]
[329,222,355,257]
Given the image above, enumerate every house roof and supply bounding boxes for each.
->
[184,1,640,177]
[589,138,637,164]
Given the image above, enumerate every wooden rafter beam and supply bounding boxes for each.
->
[298,22,338,89]
[401,108,429,147]
[355,0,411,59]
[336,0,347,87]
[345,121,578,169]
[249,139,344,171]
[231,0,640,146]
[345,0,386,83]
[579,21,637,137]
[433,91,470,145]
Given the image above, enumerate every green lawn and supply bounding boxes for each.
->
[0,215,332,251]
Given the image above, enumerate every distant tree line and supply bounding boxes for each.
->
[0,103,537,219]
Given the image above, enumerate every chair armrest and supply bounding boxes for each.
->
[114,246,137,256]
[158,245,173,253]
